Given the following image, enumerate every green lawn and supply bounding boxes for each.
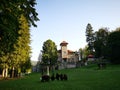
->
[0,64,120,90]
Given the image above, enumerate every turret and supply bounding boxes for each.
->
[60,41,68,60]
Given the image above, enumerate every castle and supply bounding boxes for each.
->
[37,41,79,71]
[57,41,79,69]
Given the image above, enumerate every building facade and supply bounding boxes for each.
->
[58,41,79,69]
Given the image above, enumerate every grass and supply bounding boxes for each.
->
[0,64,120,90]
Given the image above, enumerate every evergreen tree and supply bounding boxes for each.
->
[0,0,38,77]
[0,0,39,27]
[11,15,31,76]
[86,23,94,54]
[0,15,31,77]
[42,39,58,75]
[0,0,39,59]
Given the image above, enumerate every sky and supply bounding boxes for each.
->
[30,0,120,61]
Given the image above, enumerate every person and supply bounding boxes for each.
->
[51,73,55,81]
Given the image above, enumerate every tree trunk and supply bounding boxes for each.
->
[2,69,5,78]
[5,68,8,78]
[2,68,8,78]
[12,67,15,78]
[51,65,55,74]
[47,66,49,75]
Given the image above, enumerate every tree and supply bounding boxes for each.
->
[0,0,38,77]
[79,46,89,61]
[82,46,89,59]
[11,15,31,77]
[22,57,32,74]
[86,23,94,54]
[0,53,9,78]
[0,15,31,78]
[42,39,58,75]
[0,0,39,56]
[94,28,109,58]
[107,28,120,64]
[0,0,39,27]
[79,48,83,60]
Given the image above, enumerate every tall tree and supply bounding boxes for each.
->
[42,39,58,75]
[0,0,38,77]
[0,0,39,55]
[107,28,120,64]
[0,15,31,77]
[86,23,94,54]
[11,15,31,77]
[94,28,109,58]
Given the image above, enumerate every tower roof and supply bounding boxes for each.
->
[60,41,68,46]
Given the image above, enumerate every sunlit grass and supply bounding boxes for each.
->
[0,64,120,90]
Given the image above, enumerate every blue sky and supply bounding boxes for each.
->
[30,0,120,61]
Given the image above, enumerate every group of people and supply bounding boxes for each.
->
[41,73,68,82]
[51,73,68,81]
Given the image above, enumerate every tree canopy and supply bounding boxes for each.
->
[0,0,39,54]
[0,0,38,77]
[107,28,120,64]
[86,23,94,54]
[0,0,39,27]
[94,28,109,58]
[42,39,58,66]
[85,24,120,64]
[0,14,31,77]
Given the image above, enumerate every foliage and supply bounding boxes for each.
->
[86,23,94,54]
[0,0,39,27]
[0,15,31,77]
[11,15,31,72]
[94,28,109,58]
[107,28,120,64]
[0,0,39,56]
[42,54,50,64]
[22,57,32,73]
[0,0,38,74]
[42,39,58,65]
[79,46,89,60]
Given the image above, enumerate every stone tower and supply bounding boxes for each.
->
[60,41,68,62]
